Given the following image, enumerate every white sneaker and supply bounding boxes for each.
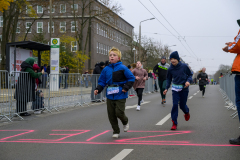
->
[112,134,119,138]
[140,99,144,103]
[123,123,129,132]
[136,105,140,111]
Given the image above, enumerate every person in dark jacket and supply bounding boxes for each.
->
[91,62,105,101]
[153,56,170,104]
[163,51,192,130]
[32,90,44,114]
[15,57,44,116]
[197,68,208,97]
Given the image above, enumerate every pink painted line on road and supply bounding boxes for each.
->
[0,130,34,141]
[0,140,239,147]
[86,130,110,141]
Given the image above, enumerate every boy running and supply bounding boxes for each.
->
[163,51,192,130]
[94,47,135,138]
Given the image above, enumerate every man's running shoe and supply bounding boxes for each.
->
[163,99,166,103]
[184,113,190,121]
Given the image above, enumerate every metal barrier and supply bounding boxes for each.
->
[0,70,11,122]
[0,71,158,122]
[219,74,238,119]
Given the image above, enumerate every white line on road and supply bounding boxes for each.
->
[188,96,193,99]
[111,149,133,160]
[197,91,200,93]
[193,93,197,95]
[156,113,171,125]
[126,101,150,109]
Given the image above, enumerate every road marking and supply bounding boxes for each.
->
[197,91,200,93]
[156,113,171,125]
[193,93,197,95]
[188,96,193,99]
[111,149,133,160]
[126,101,150,109]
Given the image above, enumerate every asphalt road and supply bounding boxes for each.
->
[0,85,240,160]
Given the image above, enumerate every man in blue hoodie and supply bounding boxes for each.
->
[163,51,192,130]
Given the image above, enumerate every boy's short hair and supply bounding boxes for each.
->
[109,47,122,60]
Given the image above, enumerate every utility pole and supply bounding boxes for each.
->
[49,0,52,43]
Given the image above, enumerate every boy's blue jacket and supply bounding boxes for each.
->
[166,61,193,91]
[96,61,135,100]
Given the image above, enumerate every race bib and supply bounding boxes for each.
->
[172,84,183,92]
[107,87,119,95]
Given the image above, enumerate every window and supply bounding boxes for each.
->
[37,22,43,33]
[71,21,77,32]
[16,22,20,33]
[48,22,54,33]
[26,22,32,33]
[96,23,99,34]
[97,42,99,53]
[60,4,66,13]
[0,35,2,42]
[71,41,77,52]
[61,42,66,52]
[48,5,55,13]
[60,22,66,33]
[0,16,3,27]
[37,5,43,13]
[26,5,32,14]
[71,4,78,12]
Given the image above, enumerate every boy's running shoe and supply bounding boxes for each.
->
[184,113,190,121]
[123,123,129,132]
[112,134,119,138]
[171,121,177,130]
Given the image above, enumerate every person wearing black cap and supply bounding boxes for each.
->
[153,56,170,104]
[163,51,192,130]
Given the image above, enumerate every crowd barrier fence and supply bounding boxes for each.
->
[219,74,238,119]
[0,71,157,122]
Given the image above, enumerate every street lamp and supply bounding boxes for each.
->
[139,18,155,47]
[133,47,136,63]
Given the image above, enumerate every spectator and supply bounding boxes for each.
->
[15,57,44,116]
[32,90,45,114]
[84,70,90,88]
[222,19,240,145]
[64,66,69,89]
[91,62,105,101]
[33,64,42,91]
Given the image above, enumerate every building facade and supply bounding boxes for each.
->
[0,0,134,70]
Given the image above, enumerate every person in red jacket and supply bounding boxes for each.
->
[222,19,240,145]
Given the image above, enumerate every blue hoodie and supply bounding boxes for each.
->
[166,61,193,91]
[96,61,135,100]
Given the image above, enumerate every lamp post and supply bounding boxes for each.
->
[133,47,136,63]
[139,18,155,47]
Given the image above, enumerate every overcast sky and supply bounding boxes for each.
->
[116,0,240,74]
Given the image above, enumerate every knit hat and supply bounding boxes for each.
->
[33,64,40,70]
[161,56,166,59]
[169,51,180,61]
[237,19,240,27]
[127,65,131,69]
[99,62,105,66]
